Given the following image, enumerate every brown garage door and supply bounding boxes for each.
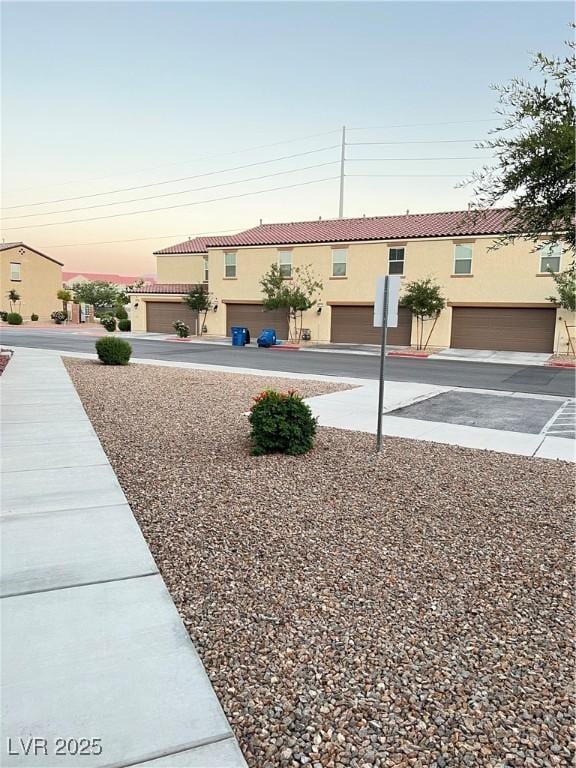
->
[330,305,412,345]
[226,303,289,339]
[451,307,556,352]
[146,301,198,334]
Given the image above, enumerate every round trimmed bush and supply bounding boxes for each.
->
[117,319,131,332]
[0,311,7,321]
[7,312,23,325]
[248,389,317,456]
[115,305,128,320]
[95,336,132,365]
[173,320,190,338]
[31,313,39,321]
[100,315,117,332]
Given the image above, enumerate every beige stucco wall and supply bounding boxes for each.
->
[0,246,62,321]
[129,294,220,334]
[202,236,570,345]
[156,254,206,284]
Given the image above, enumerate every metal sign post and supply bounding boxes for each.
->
[376,277,389,451]
[374,275,400,452]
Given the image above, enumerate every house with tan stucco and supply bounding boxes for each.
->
[129,209,574,354]
[1,242,63,321]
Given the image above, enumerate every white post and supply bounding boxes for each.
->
[338,125,346,219]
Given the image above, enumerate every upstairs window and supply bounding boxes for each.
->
[224,251,237,278]
[331,248,348,277]
[454,244,473,274]
[203,257,209,282]
[278,250,293,278]
[388,247,405,275]
[10,262,21,281]
[539,243,561,273]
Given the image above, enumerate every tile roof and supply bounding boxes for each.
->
[207,209,517,248]
[63,271,154,285]
[127,283,198,295]
[154,237,213,255]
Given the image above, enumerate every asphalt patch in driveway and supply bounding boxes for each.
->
[388,390,565,434]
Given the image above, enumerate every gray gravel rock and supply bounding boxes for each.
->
[66,360,576,768]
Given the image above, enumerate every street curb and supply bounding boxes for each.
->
[546,360,576,369]
[387,350,430,359]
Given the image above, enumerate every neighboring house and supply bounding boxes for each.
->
[1,242,63,321]
[62,271,156,289]
[129,210,574,353]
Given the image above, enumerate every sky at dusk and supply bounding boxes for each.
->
[1,1,572,274]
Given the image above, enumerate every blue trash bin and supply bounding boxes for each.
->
[257,328,277,347]
[231,326,246,347]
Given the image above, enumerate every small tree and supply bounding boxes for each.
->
[70,281,122,312]
[260,263,323,342]
[57,289,72,315]
[184,286,213,336]
[547,263,576,312]
[7,289,21,313]
[401,278,446,350]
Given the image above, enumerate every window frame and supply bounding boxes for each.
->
[278,249,293,279]
[453,244,473,275]
[224,251,237,279]
[539,243,562,274]
[331,247,348,278]
[10,262,21,281]
[203,257,209,283]
[388,246,405,275]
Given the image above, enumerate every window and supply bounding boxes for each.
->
[331,248,347,277]
[203,257,209,282]
[454,244,473,274]
[224,251,236,278]
[278,250,293,278]
[388,247,405,275]
[10,262,21,281]
[539,243,561,273]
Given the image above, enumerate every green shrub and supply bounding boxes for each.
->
[117,318,131,331]
[31,313,39,321]
[95,336,132,365]
[7,312,23,325]
[115,305,128,320]
[100,315,117,332]
[51,310,67,323]
[0,311,8,321]
[249,389,317,456]
[173,320,190,338]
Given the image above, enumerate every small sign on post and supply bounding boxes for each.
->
[375,275,401,451]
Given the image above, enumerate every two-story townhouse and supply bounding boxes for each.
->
[129,209,574,354]
[0,242,63,321]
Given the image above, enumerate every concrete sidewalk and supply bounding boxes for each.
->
[0,349,246,767]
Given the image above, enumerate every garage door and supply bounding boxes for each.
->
[146,301,198,334]
[450,307,556,353]
[330,305,412,345]
[225,303,289,339]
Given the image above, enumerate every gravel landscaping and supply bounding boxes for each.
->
[65,359,575,768]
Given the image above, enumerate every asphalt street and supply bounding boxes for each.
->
[2,329,575,397]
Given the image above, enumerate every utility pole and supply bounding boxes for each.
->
[338,125,346,218]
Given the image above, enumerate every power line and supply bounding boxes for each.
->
[346,156,489,161]
[9,129,342,195]
[347,139,483,146]
[49,228,242,249]
[348,119,500,131]
[1,161,339,221]
[348,173,465,177]
[1,145,339,210]
[2,175,339,231]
